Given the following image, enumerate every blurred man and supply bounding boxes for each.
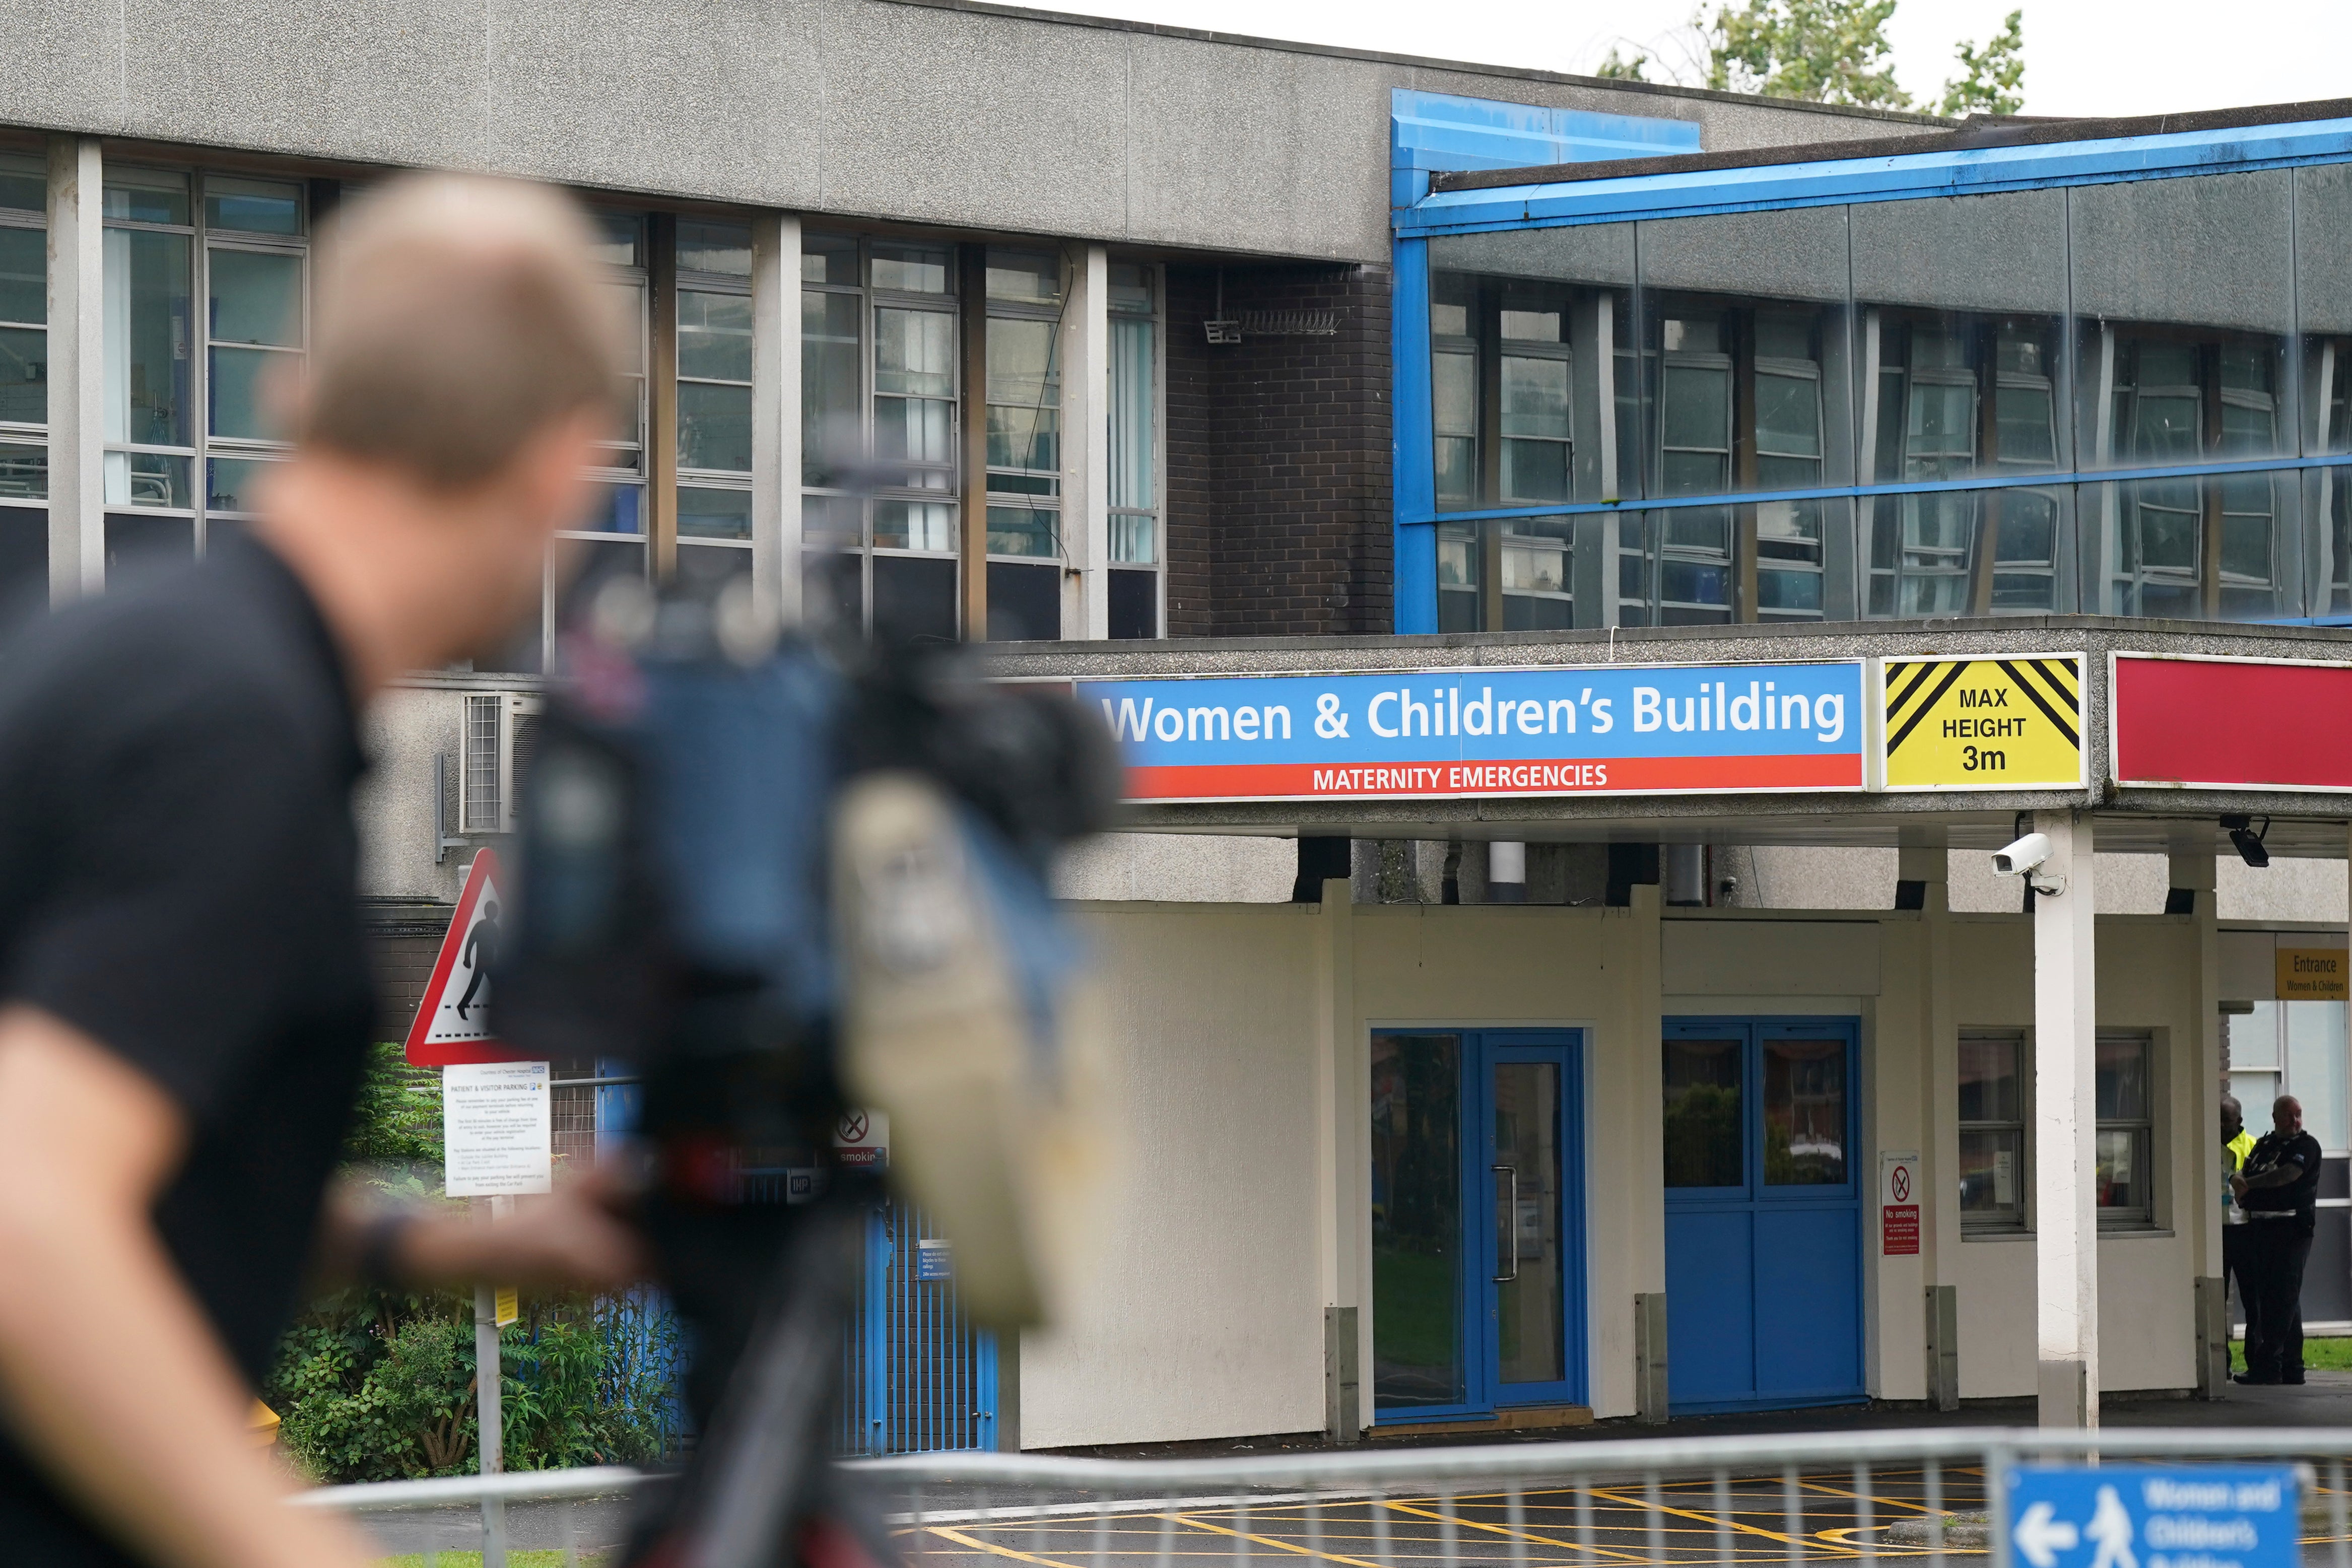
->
[2234,1094,2323,1385]
[0,176,641,1568]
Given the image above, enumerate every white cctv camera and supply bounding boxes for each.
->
[1991,832,2065,896]
[1991,833,2051,875]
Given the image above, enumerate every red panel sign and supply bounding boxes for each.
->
[2112,654,2352,791]
[1882,1205,1920,1257]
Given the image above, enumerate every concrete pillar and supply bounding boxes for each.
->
[2033,810,2099,1427]
[1312,873,1366,1434]
[45,135,102,601]
[750,213,801,626]
[1061,243,1110,639]
[1898,838,1955,1406]
[1489,840,1526,903]
[2170,840,2226,1394]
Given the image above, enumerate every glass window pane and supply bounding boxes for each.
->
[104,168,189,226]
[802,290,861,487]
[588,210,642,268]
[1959,1128,2023,1217]
[1958,1034,2020,1123]
[1109,316,1154,511]
[1756,369,1822,459]
[1500,355,1569,439]
[2234,1001,2280,1068]
[873,499,955,553]
[0,153,42,215]
[103,450,191,509]
[0,439,46,499]
[209,249,301,347]
[986,503,1058,558]
[604,282,645,375]
[204,176,300,236]
[800,492,859,549]
[1494,1060,1562,1386]
[2095,1127,2147,1214]
[208,345,290,441]
[677,219,752,276]
[802,232,858,286]
[0,227,42,327]
[0,326,45,427]
[2073,171,2293,471]
[873,396,954,481]
[1108,261,1154,315]
[677,380,752,472]
[1371,1033,1463,1410]
[986,249,1061,305]
[1660,363,1729,456]
[2095,1036,2148,1121]
[584,483,643,536]
[1764,1038,1846,1185]
[205,454,279,512]
[1110,512,1156,565]
[1663,1037,1742,1187]
[105,228,193,449]
[876,306,953,396]
[872,243,950,295]
[2287,1001,2349,1151]
[678,485,751,541]
[678,289,752,382]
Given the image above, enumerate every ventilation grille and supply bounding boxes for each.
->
[460,694,502,833]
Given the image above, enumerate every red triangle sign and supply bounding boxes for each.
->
[406,851,533,1065]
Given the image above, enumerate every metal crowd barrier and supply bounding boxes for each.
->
[291,1426,2352,1567]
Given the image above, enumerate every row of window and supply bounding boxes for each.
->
[1424,165,2352,629]
[0,153,1168,651]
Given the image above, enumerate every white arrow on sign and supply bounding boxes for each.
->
[2014,1502,2081,1568]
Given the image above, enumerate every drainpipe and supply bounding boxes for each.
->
[1664,843,1707,907]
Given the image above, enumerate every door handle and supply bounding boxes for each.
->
[1493,1164,1519,1282]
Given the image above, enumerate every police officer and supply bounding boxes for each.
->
[2234,1094,2323,1385]
[2221,1095,2254,1330]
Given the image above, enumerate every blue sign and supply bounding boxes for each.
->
[2006,1465,2301,1568]
[915,1238,954,1281]
[1074,660,1867,803]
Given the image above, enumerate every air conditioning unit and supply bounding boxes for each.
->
[458,691,543,834]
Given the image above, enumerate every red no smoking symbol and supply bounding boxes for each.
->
[1891,1166,1911,1201]
[838,1110,869,1143]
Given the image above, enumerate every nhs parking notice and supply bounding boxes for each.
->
[2006,1465,2300,1568]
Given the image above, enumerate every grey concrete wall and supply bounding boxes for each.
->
[4,0,1937,263]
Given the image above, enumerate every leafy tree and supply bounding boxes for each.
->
[1594,44,1652,81]
[1937,9,2026,117]
[1704,0,1912,109]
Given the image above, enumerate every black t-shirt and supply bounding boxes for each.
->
[2242,1128,2326,1230]
[0,537,375,1565]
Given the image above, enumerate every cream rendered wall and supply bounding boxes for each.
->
[1345,897,1660,1421]
[1940,914,2202,1399]
[1021,903,1326,1449]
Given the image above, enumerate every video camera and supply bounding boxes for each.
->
[496,563,1119,1568]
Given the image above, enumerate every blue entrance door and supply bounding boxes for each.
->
[1662,1017,1862,1411]
[1371,1030,1586,1422]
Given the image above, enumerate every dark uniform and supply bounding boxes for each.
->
[2240,1124,2325,1384]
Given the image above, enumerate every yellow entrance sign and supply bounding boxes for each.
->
[2278,948,2349,1002]
[1881,654,2085,790]
[495,1286,519,1327]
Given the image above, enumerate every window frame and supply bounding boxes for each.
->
[674,236,755,561]
[1106,256,1166,639]
[0,151,47,508]
[2095,1030,2158,1231]
[1958,1028,2031,1236]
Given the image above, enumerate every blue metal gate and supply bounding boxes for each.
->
[838,1204,999,1455]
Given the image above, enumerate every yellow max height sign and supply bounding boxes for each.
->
[1881,654,2085,790]
[2279,948,2349,1002]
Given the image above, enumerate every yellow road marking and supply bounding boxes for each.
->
[923,1523,1091,1568]
[1163,1510,1388,1568]
[1583,1486,1859,1556]
[1377,1496,1657,1566]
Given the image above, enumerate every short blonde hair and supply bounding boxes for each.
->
[303,174,624,488]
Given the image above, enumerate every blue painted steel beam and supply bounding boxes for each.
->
[1399,451,2352,528]
[1397,114,2352,235]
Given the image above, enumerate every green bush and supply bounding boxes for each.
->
[264,1045,679,1483]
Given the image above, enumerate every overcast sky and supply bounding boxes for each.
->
[1040,1,2350,119]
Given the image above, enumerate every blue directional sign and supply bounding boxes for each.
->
[2006,1466,2301,1568]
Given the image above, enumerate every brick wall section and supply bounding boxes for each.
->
[1165,262,1393,638]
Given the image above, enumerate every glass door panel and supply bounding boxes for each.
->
[1763,1038,1848,1186]
[1664,1036,1743,1188]
[1370,1033,1463,1409]
[1493,1062,1562,1386]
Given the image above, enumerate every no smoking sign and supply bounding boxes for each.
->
[1880,1150,1921,1257]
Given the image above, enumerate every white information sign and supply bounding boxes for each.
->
[444,1060,553,1197]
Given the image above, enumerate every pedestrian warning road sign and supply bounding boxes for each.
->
[1881,654,2086,791]
[406,850,534,1066]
